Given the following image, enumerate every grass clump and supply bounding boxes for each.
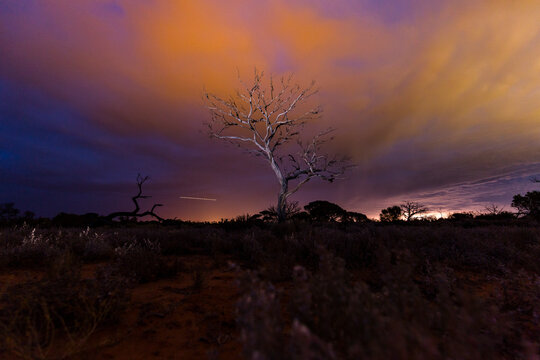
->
[111,238,180,284]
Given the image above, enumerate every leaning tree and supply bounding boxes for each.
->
[204,70,351,222]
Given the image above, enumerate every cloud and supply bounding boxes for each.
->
[1,0,540,219]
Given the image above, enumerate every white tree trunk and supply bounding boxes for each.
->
[269,156,289,222]
[277,179,289,222]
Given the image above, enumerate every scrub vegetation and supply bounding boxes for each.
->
[0,207,539,359]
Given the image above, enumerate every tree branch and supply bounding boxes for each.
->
[106,174,164,222]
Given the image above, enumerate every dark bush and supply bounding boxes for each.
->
[237,247,517,360]
[111,238,180,283]
[304,200,347,222]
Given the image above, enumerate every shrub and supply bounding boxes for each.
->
[379,206,402,222]
[237,247,519,359]
[79,227,115,262]
[236,271,286,360]
[0,252,129,359]
[0,228,60,269]
[111,238,179,283]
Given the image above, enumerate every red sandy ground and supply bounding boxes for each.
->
[1,256,538,359]
[0,256,243,360]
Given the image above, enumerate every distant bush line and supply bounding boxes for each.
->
[1,197,539,229]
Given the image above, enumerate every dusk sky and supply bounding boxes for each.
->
[1,0,540,221]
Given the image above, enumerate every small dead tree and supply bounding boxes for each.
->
[106,174,164,222]
[204,69,351,222]
[484,204,505,216]
[400,201,428,222]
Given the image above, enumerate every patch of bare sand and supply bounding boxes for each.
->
[80,256,241,360]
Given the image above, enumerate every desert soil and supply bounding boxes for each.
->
[0,255,242,360]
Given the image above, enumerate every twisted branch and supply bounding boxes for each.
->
[106,174,164,222]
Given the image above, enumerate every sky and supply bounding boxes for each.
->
[1,0,540,221]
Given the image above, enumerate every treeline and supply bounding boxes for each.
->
[227,198,532,226]
[377,190,540,223]
[1,190,539,228]
[0,205,115,228]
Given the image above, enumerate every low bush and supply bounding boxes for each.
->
[0,252,129,359]
[111,238,180,283]
[237,246,526,359]
[0,221,538,358]
[0,228,61,269]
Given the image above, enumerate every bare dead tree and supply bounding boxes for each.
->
[106,174,164,222]
[400,201,428,222]
[204,69,351,222]
[484,204,505,216]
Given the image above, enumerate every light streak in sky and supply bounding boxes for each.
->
[179,196,217,201]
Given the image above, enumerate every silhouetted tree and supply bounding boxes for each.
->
[22,211,35,220]
[475,204,515,221]
[511,191,540,219]
[204,69,351,222]
[304,200,346,222]
[379,206,402,222]
[106,174,164,222]
[448,212,474,221]
[343,211,368,223]
[400,201,428,221]
[484,204,505,216]
[0,202,20,221]
[475,212,515,221]
[290,211,311,221]
[53,212,103,227]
